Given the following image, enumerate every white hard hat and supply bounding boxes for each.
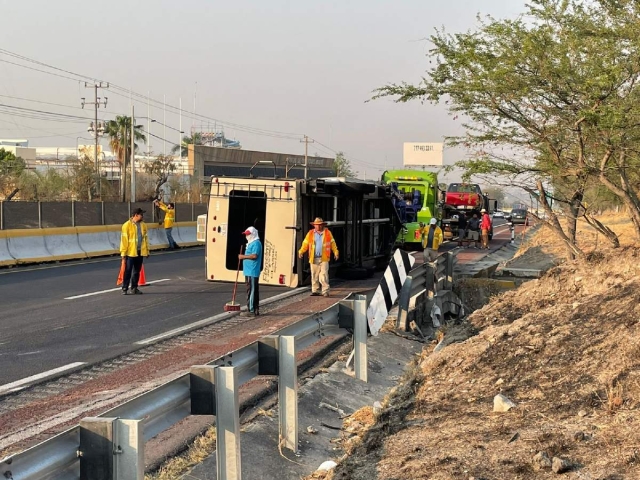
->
[429,218,437,225]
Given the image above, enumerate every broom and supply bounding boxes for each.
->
[224,245,244,312]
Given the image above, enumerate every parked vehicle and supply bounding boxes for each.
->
[381,170,441,248]
[381,174,497,248]
[442,183,495,241]
[493,210,505,218]
[445,183,483,210]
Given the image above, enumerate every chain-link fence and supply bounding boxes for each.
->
[0,201,207,230]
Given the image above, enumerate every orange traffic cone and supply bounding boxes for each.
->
[138,265,148,286]
[117,258,125,286]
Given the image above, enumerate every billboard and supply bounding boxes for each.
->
[403,142,444,166]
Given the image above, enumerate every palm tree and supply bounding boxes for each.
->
[105,115,146,201]
[171,132,204,157]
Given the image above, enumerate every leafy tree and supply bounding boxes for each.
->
[143,154,177,200]
[333,152,355,177]
[371,0,640,258]
[16,169,66,201]
[105,116,146,201]
[171,132,203,157]
[69,155,98,201]
[0,148,26,199]
[0,148,25,176]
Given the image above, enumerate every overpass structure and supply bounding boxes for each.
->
[188,145,335,182]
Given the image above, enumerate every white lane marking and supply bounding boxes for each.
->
[135,286,311,345]
[493,225,511,233]
[0,362,86,395]
[17,350,43,356]
[64,279,171,300]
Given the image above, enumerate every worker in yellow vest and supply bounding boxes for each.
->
[422,217,443,262]
[120,208,150,295]
[154,200,180,250]
[298,217,339,297]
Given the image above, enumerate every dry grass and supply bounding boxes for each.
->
[308,216,640,480]
[145,426,216,480]
[518,212,639,262]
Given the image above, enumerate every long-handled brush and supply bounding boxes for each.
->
[224,245,244,312]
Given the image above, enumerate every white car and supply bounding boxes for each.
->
[492,211,505,218]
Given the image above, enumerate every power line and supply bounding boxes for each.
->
[0,93,91,112]
[0,103,90,120]
[0,48,384,169]
[0,49,303,140]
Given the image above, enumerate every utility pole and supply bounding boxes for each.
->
[300,135,314,179]
[147,91,151,156]
[122,124,127,202]
[81,81,109,199]
[131,105,136,202]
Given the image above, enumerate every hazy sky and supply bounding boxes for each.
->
[0,0,527,178]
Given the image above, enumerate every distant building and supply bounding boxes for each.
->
[0,139,29,147]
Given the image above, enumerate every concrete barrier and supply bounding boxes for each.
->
[0,222,198,268]
[147,225,169,250]
[77,226,119,258]
[175,223,197,245]
[0,232,16,267]
[6,229,53,264]
[44,228,88,261]
[106,226,122,251]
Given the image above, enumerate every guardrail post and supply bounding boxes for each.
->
[71,200,76,227]
[258,336,279,375]
[445,251,455,290]
[215,366,241,480]
[190,365,216,415]
[353,295,368,383]
[114,419,144,480]
[80,417,116,480]
[38,201,42,228]
[278,335,298,453]
[426,263,436,298]
[396,276,413,331]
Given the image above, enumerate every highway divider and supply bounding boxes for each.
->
[0,222,199,266]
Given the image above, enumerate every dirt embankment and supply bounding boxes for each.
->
[310,245,640,479]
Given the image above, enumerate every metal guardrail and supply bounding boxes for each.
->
[0,296,369,480]
[396,249,460,331]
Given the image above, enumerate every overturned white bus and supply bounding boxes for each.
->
[201,175,402,287]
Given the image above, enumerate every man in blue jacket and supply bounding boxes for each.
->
[238,226,263,317]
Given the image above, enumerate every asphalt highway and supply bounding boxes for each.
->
[0,247,286,386]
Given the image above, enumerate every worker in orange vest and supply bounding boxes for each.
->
[298,217,339,297]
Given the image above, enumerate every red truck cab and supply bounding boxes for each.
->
[445,183,483,210]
